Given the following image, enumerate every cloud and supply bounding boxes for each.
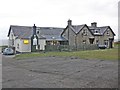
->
[0,0,119,39]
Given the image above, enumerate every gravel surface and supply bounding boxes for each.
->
[2,55,118,88]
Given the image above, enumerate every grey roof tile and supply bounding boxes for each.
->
[8,25,67,41]
[88,26,108,35]
[71,24,85,34]
[10,25,33,39]
[38,27,64,35]
[42,35,67,41]
[8,24,115,40]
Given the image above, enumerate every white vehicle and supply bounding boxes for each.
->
[98,45,107,49]
[3,48,14,55]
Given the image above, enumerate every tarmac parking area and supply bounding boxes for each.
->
[2,55,118,88]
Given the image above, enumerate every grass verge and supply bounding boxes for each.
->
[15,47,118,60]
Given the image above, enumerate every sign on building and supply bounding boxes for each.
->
[23,40,29,44]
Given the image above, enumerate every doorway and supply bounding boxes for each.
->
[109,38,113,48]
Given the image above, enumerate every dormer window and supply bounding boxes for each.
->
[95,30,98,33]
[37,31,40,34]
[94,29,99,34]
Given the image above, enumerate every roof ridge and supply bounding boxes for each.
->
[72,24,86,26]
[38,27,64,29]
[10,25,64,29]
[10,25,32,28]
[97,26,109,28]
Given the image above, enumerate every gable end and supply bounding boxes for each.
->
[103,26,115,36]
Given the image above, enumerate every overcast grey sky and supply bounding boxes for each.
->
[0,0,119,39]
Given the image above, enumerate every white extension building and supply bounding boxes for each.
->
[8,24,66,53]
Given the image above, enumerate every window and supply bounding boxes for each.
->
[89,38,94,44]
[11,34,14,46]
[46,41,51,45]
[83,40,86,44]
[17,44,19,49]
[104,40,108,46]
[96,40,99,44]
[52,41,58,45]
[12,39,14,46]
[82,29,87,36]
[106,30,109,35]
[94,29,100,34]
[11,34,13,38]
[37,31,40,34]
[95,30,98,33]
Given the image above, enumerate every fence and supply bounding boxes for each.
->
[45,44,99,52]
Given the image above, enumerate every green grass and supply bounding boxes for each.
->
[15,47,118,60]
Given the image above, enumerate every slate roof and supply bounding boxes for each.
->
[70,25,112,36]
[38,27,63,35]
[41,35,67,41]
[8,24,115,40]
[64,23,115,36]
[88,26,115,36]
[36,27,67,41]
[71,24,85,34]
[8,25,67,41]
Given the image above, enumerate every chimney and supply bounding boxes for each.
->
[33,24,36,35]
[91,22,97,27]
[68,19,72,26]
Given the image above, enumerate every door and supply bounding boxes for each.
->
[109,38,113,48]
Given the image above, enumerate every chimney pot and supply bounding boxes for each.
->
[33,24,36,35]
[68,19,72,26]
[91,22,97,27]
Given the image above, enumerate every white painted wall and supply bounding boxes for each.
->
[9,29,46,52]
[8,29,17,47]
[20,39,31,52]
[14,39,31,52]
[8,30,32,52]
[15,39,21,52]
[38,39,46,50]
